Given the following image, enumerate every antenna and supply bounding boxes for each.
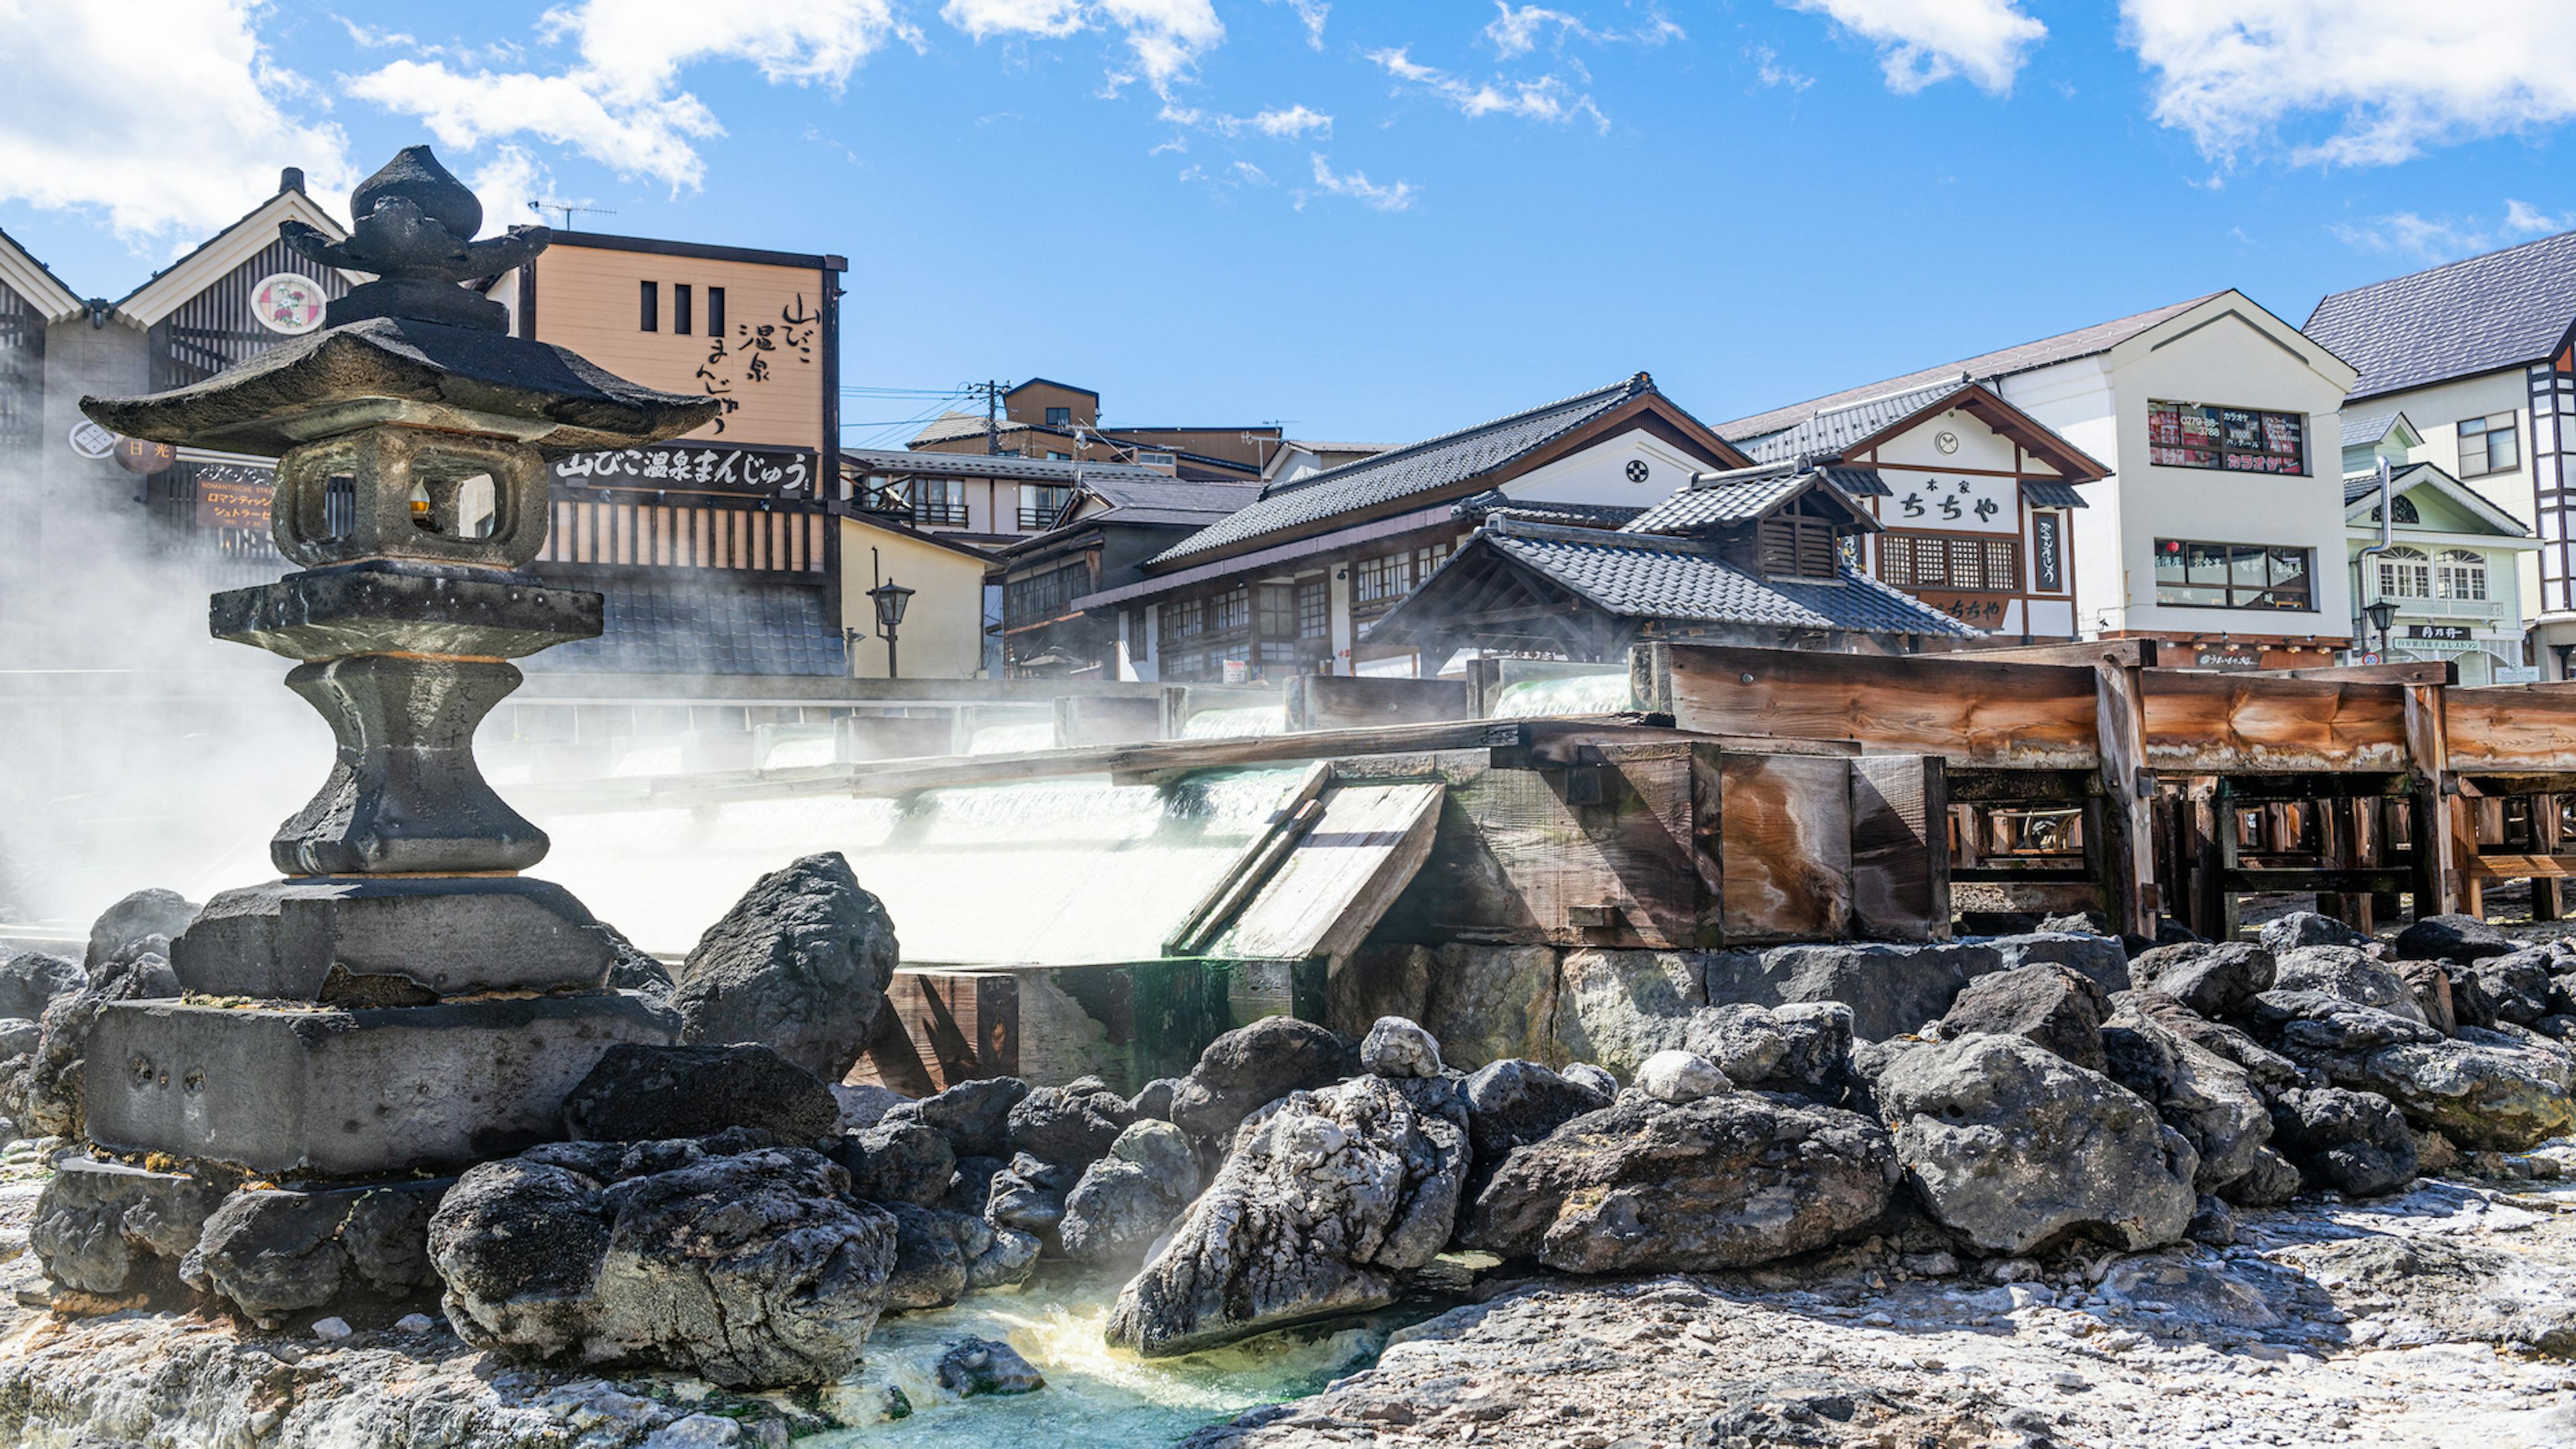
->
[527,199,618,230]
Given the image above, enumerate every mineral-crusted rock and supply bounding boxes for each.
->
[0,1016,38,1065]
[2037,909,2111,936]
[1986,932,2132,996]
[2113,989,2300,1092]
[2187,1193,2237,1246]
[86,888,197,970]
[2459,949,2559,1028]
[1327,942,1432,1046]
[2271,946,2427,1023]
[1635,1049,1731,1104]
[2267,1086,2419,1196]
[0,951,83,1023]
[596,921,674,1002]
[1462,1091,1895,1273]
[1107,1074,1468,1357]
[2247,989,2444,1059]
[30,1156,225,1297]
[1415,943,1561,1069]
[672,853,898,1082]
[879,1202,971,1309]
[1168,1016,1351,1149]
[2350,1025,2576,1152]
[1004,1075,1135,1168]
[1560,1062,1618,1097]
[831,1083,905,1134]
[6,941,184,1140]
[185,1181,445,1327]
[429,1144,898,1387]
[1060,1120,1201,1267]
[2396,961,2460,1035]
[937,1336,1044,1397]
[2222,1144,2303,1208]
[1703,940,2001,1042]
[1360,1016,1443,1078]
[2098,1006,2271,1193]
[1936,963,2108,1072]
[2130,942,2275,1020]
[945,1155,1005,1216]
[885,1077,1028,1159]
[1458,1059,1608,1197]
[1762,1002,1858,1103]
[2395,913,2514,963]
[561,1043,839,1147]
[1128,1077,1179,1122]
[831,1120,956,1208]
[1873,1034,2198,1254]
[1552,949,1705,1074]
[969,1222,1040,1289]
[1682,1004,1788,1083]
[2259,911,2372,955]
[985,1153,1071,1242]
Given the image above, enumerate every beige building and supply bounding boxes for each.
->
[909,376,1275,480]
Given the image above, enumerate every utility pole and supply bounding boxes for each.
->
[962,378,1012,455]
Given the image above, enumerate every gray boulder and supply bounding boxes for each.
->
[2130,942,2274,1020]
[2267,1087,2418,1196]
[0,1016,39,1063]
[888,1077,1029,1159]
[1873,1034,2199,1255]
[2113,989,2300,1093]
[1462,1091,1896,1274]
[1936,963,2108,1072]
[1359,1016,1442,1078]
[562,1043,840,1147]
[832,1120,955,1208]
[2394,913,2513,964]
[2459,949,2559,1028]
[1458,1059,1609,1197]
[1761,1002,1858,1103]
[984,1153,1072,1242]
[430,1144,898,1388]
[1703,939,2002,1042]
[1987,932,2132,996]
[184,1181,444,1327]
[2247,990,2444,1059]
[2350,1026,2576,1152]
[1560,1062,1619,1098]
[1168,1016,1351,1150]
[1636,1050,1731,1104]
[5,941,182,1139]
[1106,1074,1468,1357]
[1552,949,1705,1073]
[943,1155,1006,1216]
[86,889,197,970]
[1059,1120,1201,1267]
[2272,946,2426,1023]
[831,1083,906,1134]
[2259,911,2371,955]
[1128,1077,1179,1121]
[879,1201,973,1309]
[0,950,82,1024]
[937,1336,1044,1397]
[2098,1006,2271,1194]
[1004,1075,1135,1169]
[2222,1145,2303,1208]
[672,853,898,1083]
[1682,1004,1788,1083]
[30,1157,222,1298]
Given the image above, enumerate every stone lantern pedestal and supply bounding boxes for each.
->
[32,148,716,1324]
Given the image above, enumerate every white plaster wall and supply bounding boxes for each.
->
[1498,426,1710,506]
[1998,358,2125,635]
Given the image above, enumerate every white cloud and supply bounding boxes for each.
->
[1486,3,1682,56]
[2331,197,2576,263]
[2506,199,2575,237]
[943,0,1090,41]
[0,0,352,248]
[1366,46,1609,132]
[1785,0,2045,95]
[2123,0,2576,166]
[466,146,555,235]
[1252,104,1333,138]
[347,2,913,192]
[1156,102,1332,140]
[1307,153,1417,212]
[1750,46,1814,91]
[949,0,1222,95]
[1267,0,1330,50]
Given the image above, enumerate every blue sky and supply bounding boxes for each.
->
[5,2,2574,444]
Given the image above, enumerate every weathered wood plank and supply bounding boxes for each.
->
[2404,682,2459,918]
[2467,853,2576,879]
[2141,672,2408,773]
[2096,661,2157,935]
[1211,782,1444,961]
[1165,762,1332,956]
[1286,675,1470,731]
[1848,754,1948,942]
[2443,684,2576,773]
[1664,644,2101,769]
[1930,639,2157,669]
[2273,661,2456,686]
[1720,751,1854,943]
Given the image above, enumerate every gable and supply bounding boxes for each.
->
[117,185,352,328]
[1495,424,1712,508]
[2108,292,2359,400]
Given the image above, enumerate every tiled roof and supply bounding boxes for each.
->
[2342,463,2533,536]
[1077,474,1265,527]
[1147,374,1660,567]
[533,578,849,676]
[1823,466,1892,497]
[1623,463,1822,535]
[841,447,1171,485]
[1451,490,1646,527]
[1735,382,1965,463]
[1285,439,1397,453]
[1418,518,1976,638]
[910,412,1024,447]
[2021,479,2089,509]
[2339,407,2404,449]
[2304,230,2576,400]
[1719,294,2221,442]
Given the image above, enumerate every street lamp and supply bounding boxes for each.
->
[868,576,916,678]
[2363,596,2398,657]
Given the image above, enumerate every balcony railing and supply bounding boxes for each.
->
[1018,507,1062,530]
[911,502,970,528]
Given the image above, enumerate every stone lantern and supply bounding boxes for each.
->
[39,148,710,1319]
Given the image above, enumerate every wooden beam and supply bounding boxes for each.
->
[2141,671,2409,774]
[1931,638,2157,669]
[1848,755,1949,942]
[2404,682,2460,918]
[2095,658,2157,936]
[1664,643,2101,768]
[2274,661,2456,686]
[1165,762,1331,955]
[2467,853,2576,879]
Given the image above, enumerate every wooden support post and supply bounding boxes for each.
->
[2208,777,2242,941]
[2452,794,2485,920]
[2094,659,2157,938]
[2403,682,2460,919]
[2537,795,2565,922]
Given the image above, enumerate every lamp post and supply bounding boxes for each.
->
[2364,596,2398,657]
[869,576,916,678]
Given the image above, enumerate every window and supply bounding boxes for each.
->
[1004,564,1083,624]
[1878,534,2021,592]
[1758,515,1839,578]
[638,280,658,332]
[672,283,692,336]
[1296,578,1328,640]
[2154,539,2314,611]
[1018,483,1071,529]
[2459,413,2520,477]
[706,286,725,339]
[1211,586,1250,635]
[2437,549,2488,601]
[2377,545,2430,598]
[2147,400,2306,474]
[1046,451,1071,461]
[908,477,968,527]
[1352,541,1452,609]
[1044,407,1072,426]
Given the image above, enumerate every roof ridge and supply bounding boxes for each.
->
[2313,227,2576,309]
[1260,374,1644,501]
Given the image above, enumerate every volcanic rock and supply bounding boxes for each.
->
[1462,1091,1896,1273]
[1936,963,2108,1072]
[671,853,898,1082]
[1986,932,2133,996]
[184,1181,445,1327]
[2113,989,2301,1092]
[1703,939,2002,1042]
[1059,1120,1201,1267]
[0,951,83,1024]
[1560,1062,1619,1097]
[879,1202,971,1309]
[885,1077,1028,1159]
[2271,946,2427,1023]
[1460,1059,1611,1181]
[1128,1077,1179,1121]
[984,1153,1071,1242]
[2258,911,2372,955]
[2130,942,2275,1019]
[2266,1086,2419,1196]
[831,1120,955,1208]
[1359,1016,1442,1079]
[86,889,197,971]
[2458,948,2559,1028]
[2098,1006,2271,1193]
[2222,1144,2303,1208]
[429,1144,898,1387]
[1682,1004,1788,1083]
[1107,1073,1468,1357]
[30,1156,224,1298]
[2395,913,2514,963]
[1168,1016,1351,1149]
[1872,1034,2199,1254]
[561,1043,839,1147]
[1553,949,1705,1072]
[1004,1075,1135,1169]
[1636,1049,1731,1104]
[937,1336,1044,1397]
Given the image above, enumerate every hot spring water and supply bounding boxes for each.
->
[1179,704,1287,738]
[1485,670,1633,717]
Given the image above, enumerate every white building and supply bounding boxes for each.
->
[1719,291,2360,669]
[2304,230,2576,677]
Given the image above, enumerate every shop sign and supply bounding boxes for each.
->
[1887,474,2015,533]
[2032,513,2063,592]
[192,461,276,529]
[2408,623,2473,641]
[114,437,176,475]
[2497,665,2540,684]
[1918,592,2012,629]
[66,419,115,459]
[2194,646,2263,670]
[552,443,814,496]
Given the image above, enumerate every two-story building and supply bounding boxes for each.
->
[2304,230,2576,675]
[908,376,1273,481]
[989,472,1265,678]
[1721,291,2359,669]
[2346,462,2538,684]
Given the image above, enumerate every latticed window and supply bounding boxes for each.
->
[2377,546,2430,598]
[2437,549,2487,601]
[1296,578,1328,639]
[1876,533,2018,591]
[1759,515,1839,579]
[1212,586,1249,634]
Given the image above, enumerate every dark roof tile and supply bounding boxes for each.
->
[2304,230,2576,400]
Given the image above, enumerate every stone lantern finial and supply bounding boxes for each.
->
[280,144,549,331]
